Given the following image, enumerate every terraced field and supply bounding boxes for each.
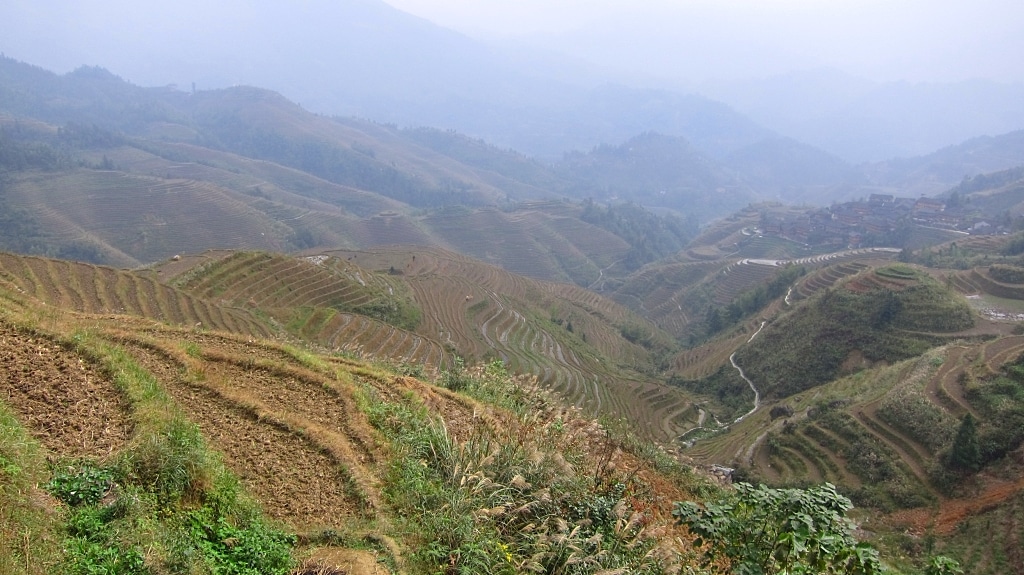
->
[689,333,1024,556]
[164,250,445,365]
[611,248,900,340]
[0,261,705,574]
[419,205,631,285]
[790,261,870,300]
[670,331,750,380]
[317,246,698,442]
[0,252,271,336]
[4,170,287,266]
[969,266,1024,299]
[612,261,724,336]
[0,323,133,460]
[105,140,405,218]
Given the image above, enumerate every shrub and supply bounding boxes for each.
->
[184,507,295,575]
[46,461,114,507]
[987,264,1024,284]
[360,365,673,575]
[673,482,884,575]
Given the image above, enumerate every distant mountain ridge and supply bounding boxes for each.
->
[4,54,1024,275]
[5,2,1023,167]
[704,70,1024,163]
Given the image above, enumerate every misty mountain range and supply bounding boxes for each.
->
[2,0,1023,169]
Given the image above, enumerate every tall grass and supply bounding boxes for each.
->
[0,402,61,575]
[361,360,692,574]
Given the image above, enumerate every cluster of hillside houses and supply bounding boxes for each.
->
[760,194,1001,248]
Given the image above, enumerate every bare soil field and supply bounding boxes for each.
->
[0,323,132,459]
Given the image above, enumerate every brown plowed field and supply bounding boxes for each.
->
[113,336,371,529]
[0,323,132,459]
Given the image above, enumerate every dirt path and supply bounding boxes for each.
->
[932,475,1024,535]
[982,335,1024,373]
[891,473,1024,538]
[730,321,766,425]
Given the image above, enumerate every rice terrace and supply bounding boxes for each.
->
[3,49,1024,575]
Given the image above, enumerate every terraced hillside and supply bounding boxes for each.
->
[3,93,694,287]
[154,246,700,443]
[0,262,704,575]
[419,203,633,286]
[2,158,662,289]
[164,250,444,367]
[734,264,975,401]
[311,246,698,443]
[669,255,1024,575]
[707,338,1024,575]
[2,242,1019,572]
[0,252,270,337]
[3,169,299,267]
[88,141,405,218]
[613,247,900,340]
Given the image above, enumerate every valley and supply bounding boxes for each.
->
[2,53,1024,574]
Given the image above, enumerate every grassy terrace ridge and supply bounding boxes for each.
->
[0,264,715,575]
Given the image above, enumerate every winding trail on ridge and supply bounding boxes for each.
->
[731,321,765,424]
[680,321,765,441]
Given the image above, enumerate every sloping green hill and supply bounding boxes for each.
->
[735,265,974,400]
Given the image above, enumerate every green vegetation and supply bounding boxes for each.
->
[675,482,963,575]
[0,401,61,575]
[580,199,698,270]
[704,264,806,336]
[361,360,686,574]
[197,112,486,208]
[45,333,295,574]
[669,365,752,423]
[812,406,932,510]
[945,414,981,472]
[674,482,885,574]
[964,354,1024,466]
[876,356,957,453]
[734,269,972,400]
[986,263,1024,284]
[350,297,422,331]
[46,460,115,507]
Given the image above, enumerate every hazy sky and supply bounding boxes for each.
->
[384,0,1024,83]
[1,0,1021,88]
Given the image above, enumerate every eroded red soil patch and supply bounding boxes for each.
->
[0,323,132,459]
[889,473,1024,536]
[931,475,1024,536]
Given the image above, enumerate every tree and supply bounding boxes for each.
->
[705,307,724,335]
[673,482,883,574]
[947,413,981,472]
[872,290,902,328]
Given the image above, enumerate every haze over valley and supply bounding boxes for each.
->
[2,2,1024,574]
